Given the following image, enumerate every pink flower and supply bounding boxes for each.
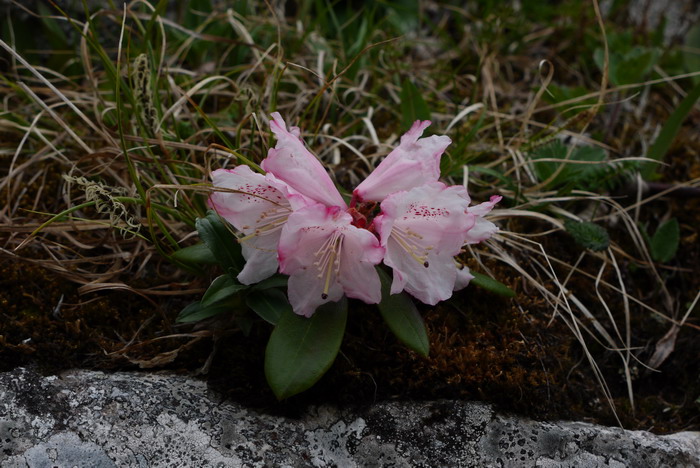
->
[209,113,502,317]
[352,120,451,203]
[277,204,384,317]
[209,165,311,284]
[373,182,476,305]
[261,112,347,208]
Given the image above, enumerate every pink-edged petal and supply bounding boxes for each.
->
[377,182,474,255]
[465,195,502,244]
[336,228,383,304]
[376,182,475,305]
[210,166,290,229]
[464,218,499,244]
[468,195,502,217]
[353,120,451,202]
[277,204,342,275]
[278,204,384,316]
[209,165,303,284]
[264,171,313,211]
[261,112,346,208]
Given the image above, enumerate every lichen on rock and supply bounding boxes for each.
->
[0,368,698,467]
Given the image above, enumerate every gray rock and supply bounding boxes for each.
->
[0,367,698,467]
[602,0,700,44]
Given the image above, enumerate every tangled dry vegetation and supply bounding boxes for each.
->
[0,1,698,431]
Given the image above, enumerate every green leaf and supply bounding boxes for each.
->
[195,211,244,274]
[642,81,700,179]
[529,142,606,191]
[246,289,291,325]
[564,219,610,252]
[235,308,256,336]
[376,268,429,357]
[616,47,660,86]
[177,300,233,323]
[543,84,596,111]
[386,0,419,34]
[201,274,247,307]
[650,218,680,263]
[264,298,348,400]
[251,275,289,291]
[400,78,431,131]
[593,46,659,87]
[683,25,700,84]
[171,242,218,265]
[470,271,516,298]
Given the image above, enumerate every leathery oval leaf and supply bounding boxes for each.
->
[264,298,347,400]
[377,268,429,357]
[201,274,247,307]
[176,299,234,324]
[470,271,516,298]
[246,288,292,325]
[171,242,218,265]
[195,211,244,274]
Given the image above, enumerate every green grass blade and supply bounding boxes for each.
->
[400,78,431,130]
[642,81,700,179]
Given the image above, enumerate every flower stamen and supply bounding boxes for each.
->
[392,226,431,268]
[313,230,345,299]
[238,207,292,243]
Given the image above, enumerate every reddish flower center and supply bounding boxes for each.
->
[348,201,379,232]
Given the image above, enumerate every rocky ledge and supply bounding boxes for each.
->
[0,368,698,467]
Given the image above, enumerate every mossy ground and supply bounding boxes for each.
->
[2,220,698,432]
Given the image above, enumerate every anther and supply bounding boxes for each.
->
[321,293,328,300]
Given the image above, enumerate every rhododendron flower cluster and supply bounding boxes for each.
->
[209,113,501,317]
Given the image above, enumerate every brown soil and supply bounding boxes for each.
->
[2,223,698,433]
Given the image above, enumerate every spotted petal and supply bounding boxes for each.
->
[374,182,475,305]
[209,166,310,284]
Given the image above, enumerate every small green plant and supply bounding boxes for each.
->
[643,218,680,263]
[175,113,512,400]
[564,219,610,252]
[593,30,660,87]
[527,140,639,194]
